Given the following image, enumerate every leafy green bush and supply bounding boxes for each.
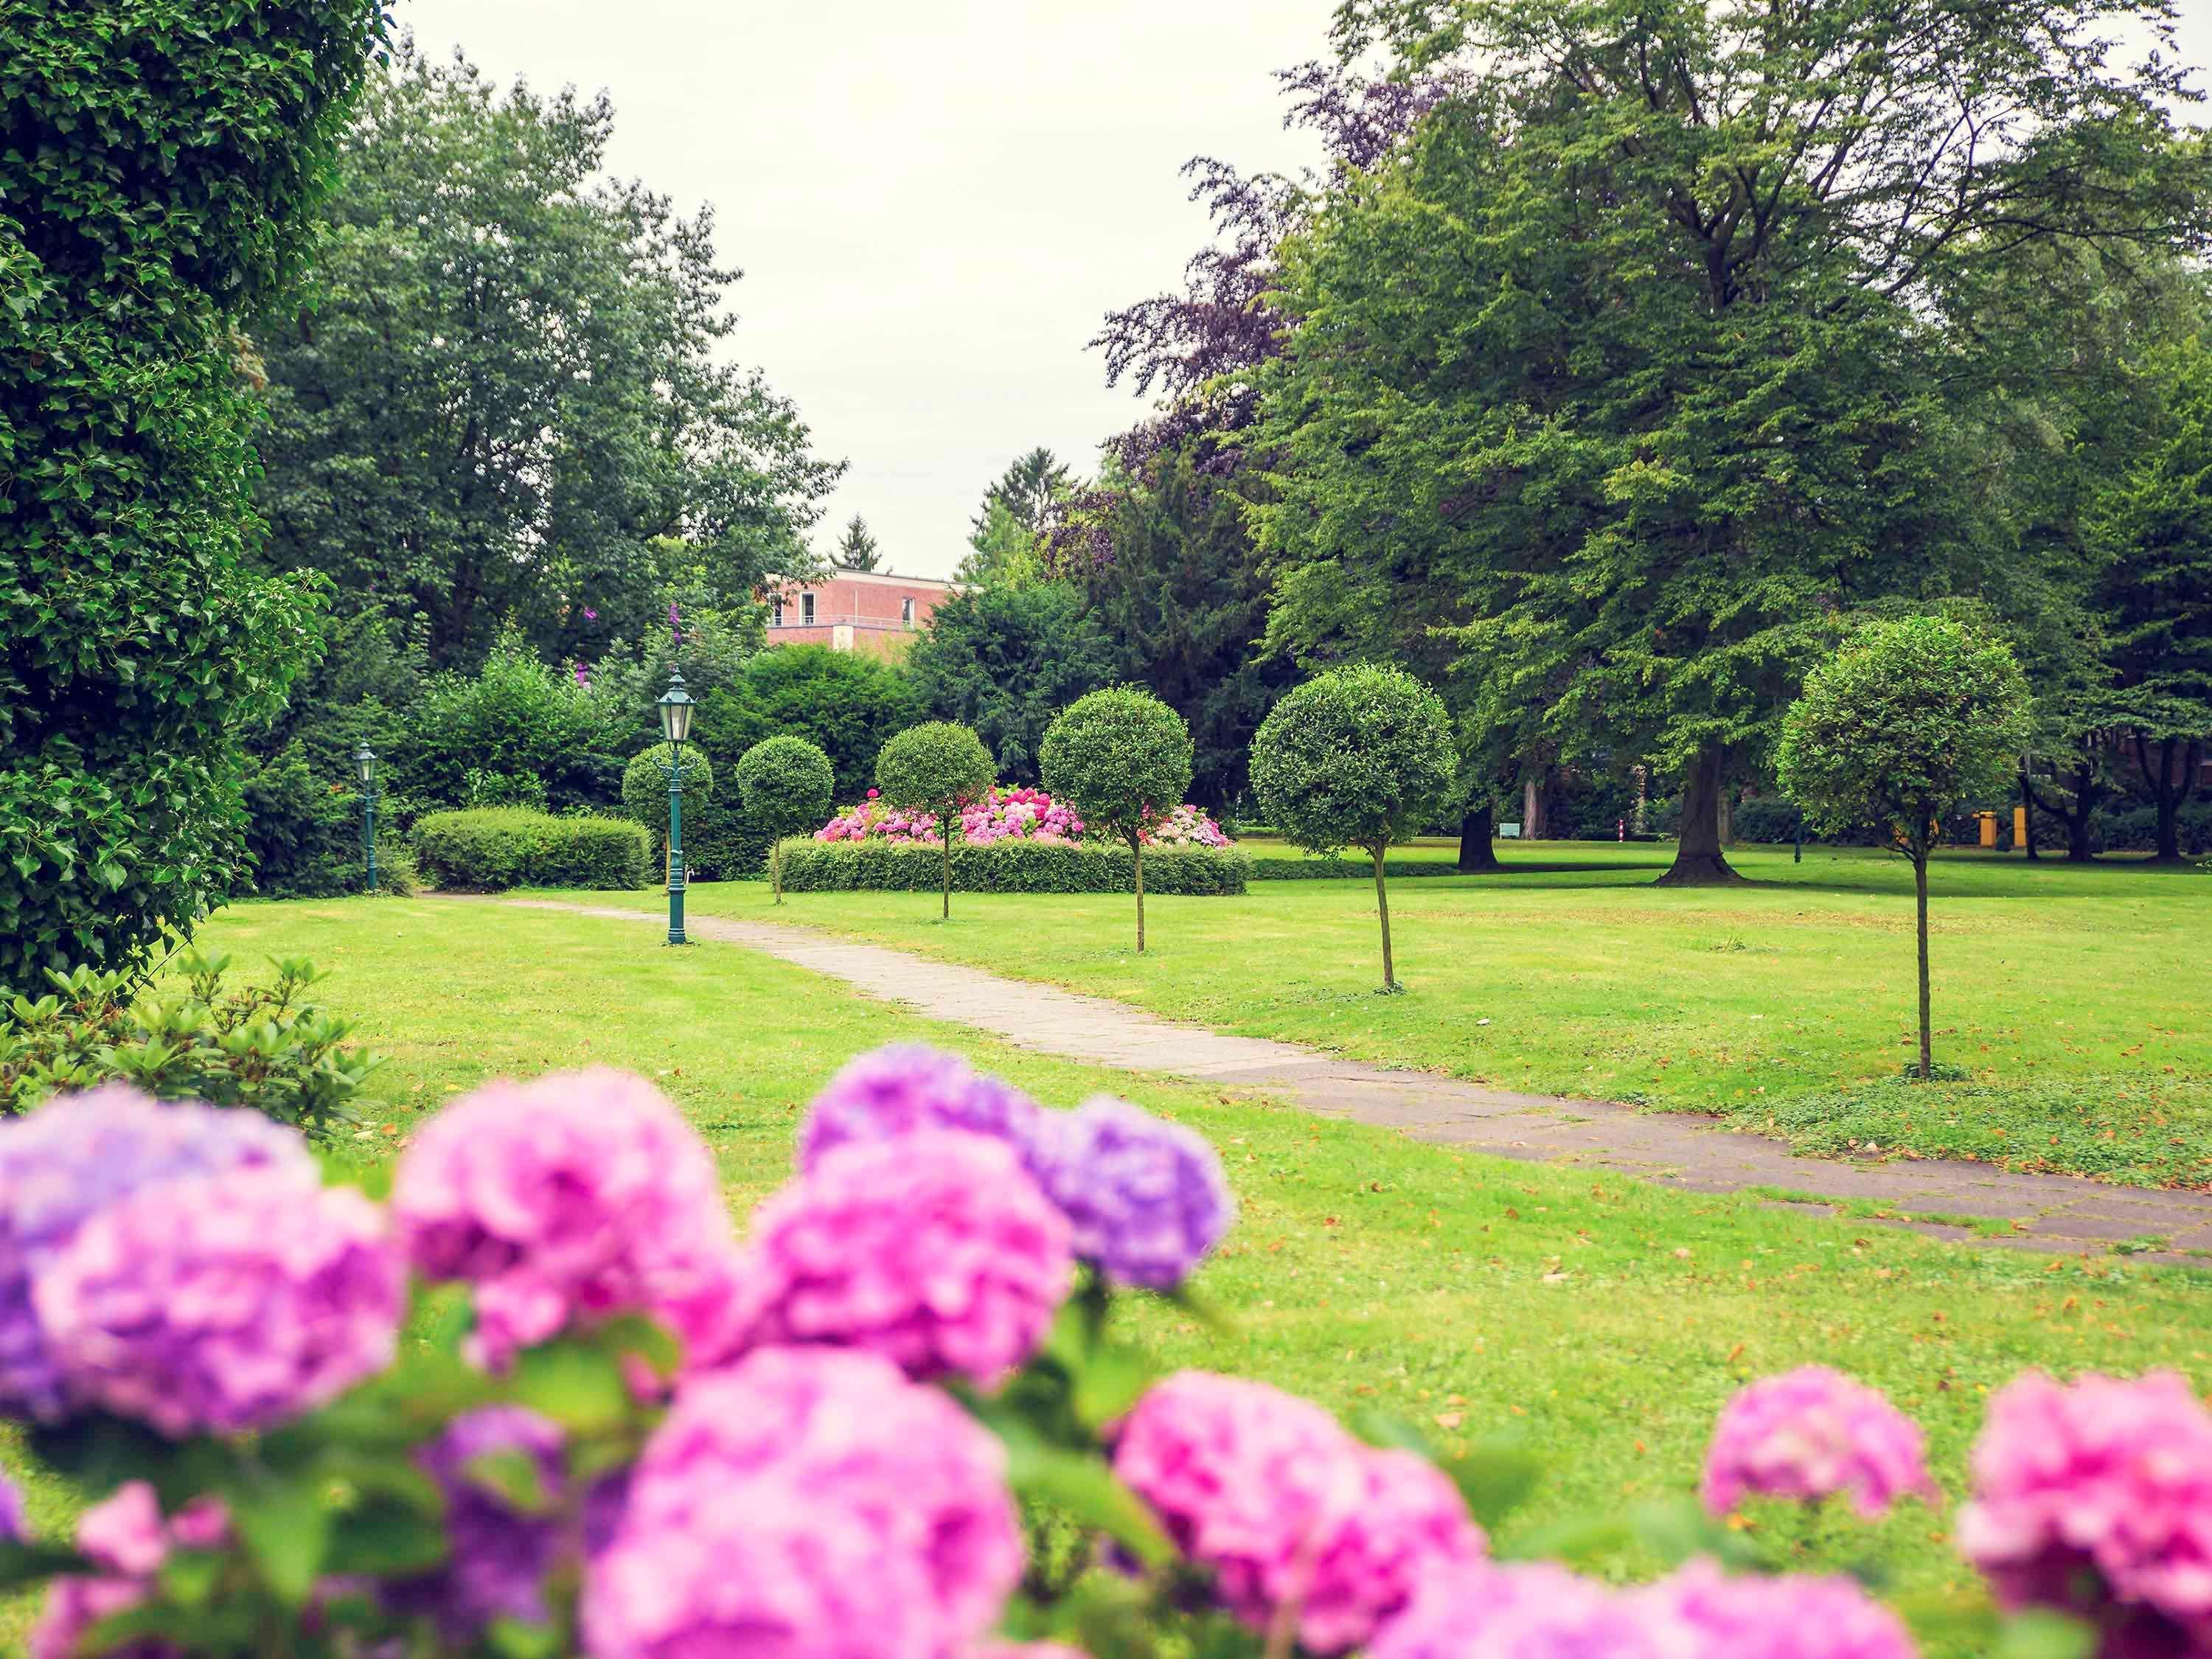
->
[0,954,378,1140]
[239,745,368,899]
[621,745,717,841]
[395,640,617,812]
[1042,689,1194,951]
[776,838,1247,895]
[1,0,384,991]
[462,769,550,811]
[736,737,835,900]
[411,809,650,891]
[1252,665,1457,990]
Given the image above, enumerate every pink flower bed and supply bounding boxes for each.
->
[816,786,1231,849]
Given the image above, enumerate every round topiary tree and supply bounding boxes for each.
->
[1775,614,2031,1079]
[874,722,995,920]
[1251,665,1456,992]
[735,736,835,904]
[622,744,715,883]
[1040,689,1194,953]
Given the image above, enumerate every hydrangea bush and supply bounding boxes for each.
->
[815,786,1230,851]
[0,1054,2198,1658]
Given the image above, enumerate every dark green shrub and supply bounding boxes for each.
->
[1251,666,1457,990]
[1042,689,1194,951]
[0,953,378,1141]
[617,743,762,878]
[411,809,650,891]
[776,838,1247,896]
[698,645,924,804]
[908,585,1116,782]
[1247,857,1468,881]
[1,0,385,991]
[736,737,835,900]
[875,722,996,919]
[240,745,367,899]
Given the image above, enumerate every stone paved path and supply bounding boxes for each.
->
[498,897,2212,1265]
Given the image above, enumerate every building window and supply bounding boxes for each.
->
[771,597,784,627]
[801,592,816,626]
[901,597,915,627]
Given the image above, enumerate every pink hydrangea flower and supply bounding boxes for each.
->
[1636,1558,1916,1658]
[392,1069,746,1371]
[1027,1094,1234,1289]
[733,1130,1071,1386]
[1958,1369,2212,1652]
[1701,1366,1937,1518]
[1113,1371,1485,1654]
[31,1482,230,1659]
[1369,1561,1690,1659]
[35,1169,402,1436]
[582,1346,1021,1659]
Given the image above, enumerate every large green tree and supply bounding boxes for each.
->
[2089,330,2212,862]
[1,0,383,987]
[250,44,840,672]
[908,585,1115,782]
[1255,0,2209,883]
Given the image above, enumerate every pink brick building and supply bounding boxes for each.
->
[764,569,960,658]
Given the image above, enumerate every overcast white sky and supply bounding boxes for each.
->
[394,1,2212,580]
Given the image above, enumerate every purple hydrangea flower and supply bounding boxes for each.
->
[581,1346,1022,1659]
[0,1085,316,1418]
[1113,1371,1485,1655]
[1702,1366,1938,1519]
[734,1130,1071,1386]
[1371,1561,1690,1658]
[392,1069,746,1373]
[35,1169,403,1437]
[385,1407,566,1638]
[1029,1095,1233,1288]
[1636,1558,1916,1658]
[1959,1369,2212,1654]
[796,1045,1044,1173]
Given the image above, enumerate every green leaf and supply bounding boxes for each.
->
[227,1467,334,1604]
[508,1339,632,1436]
[999,1433,1175,1568]
[463,1447,554,1516]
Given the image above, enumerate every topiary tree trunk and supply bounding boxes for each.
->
[1131,833,1147,953]
[1371,843,1398,992]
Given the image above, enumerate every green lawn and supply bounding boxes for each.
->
[554,842,2212,1187]
[8,895,2206,1652]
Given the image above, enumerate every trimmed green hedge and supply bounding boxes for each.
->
[412,809,650,892]
[776,839,1247,896]
[1248,857,1467,881]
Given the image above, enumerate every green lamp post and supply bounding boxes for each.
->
[657,669,696,945]
[354,742,378,894]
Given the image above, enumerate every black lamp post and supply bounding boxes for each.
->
[656,669,696,945]
[355,743,379,893]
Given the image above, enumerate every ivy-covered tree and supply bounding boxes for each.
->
[251,43,840,672]
[1249,0,2209,885]
[1,0,384,989]
[1775,617,2031,1078]
[1041,690,1194,953]
[908,586,1115,783]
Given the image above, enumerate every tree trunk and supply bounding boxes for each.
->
[2019,768,2038,860]
[1656,745,1741,886]
[1521,774,1550,841]
[2023,762,2101,862]
[1133,837,1147,953]
[2135,734,2201,864]
[1913,853,1933,1079]
[771,840,783,904]
[1373,844,1397,991]
[1717,788,1734,848]
[941,824,952,920]
[1456,804,1499,872]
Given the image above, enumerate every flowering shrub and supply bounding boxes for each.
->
[1138,803,1231,849]
[0,1053,2198,1659]
[818,785,1088,846]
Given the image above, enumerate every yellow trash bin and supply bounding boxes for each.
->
[2014,805,2028,847]
[1978,811,1998,849]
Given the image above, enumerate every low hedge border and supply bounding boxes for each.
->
[412,809,650,892]
[1248,857,1470,880]
[776,838,1248,895]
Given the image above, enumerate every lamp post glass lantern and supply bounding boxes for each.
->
[657,670,696,945]
[354,743,378,894]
